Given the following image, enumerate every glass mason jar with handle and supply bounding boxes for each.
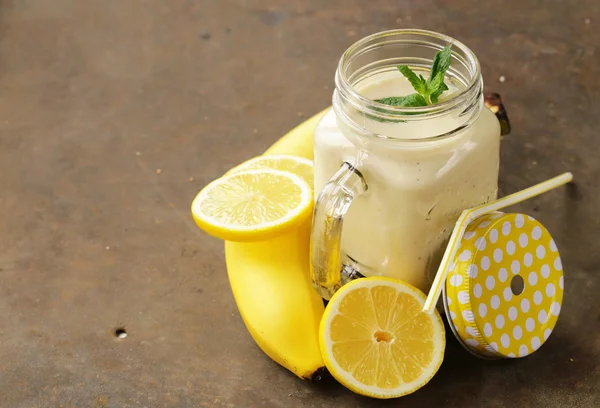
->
[311,29,501,300]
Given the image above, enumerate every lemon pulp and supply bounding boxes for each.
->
[320,277,445,399]
[191,169,312,241]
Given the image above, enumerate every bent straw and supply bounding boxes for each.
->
[423,172,573,314]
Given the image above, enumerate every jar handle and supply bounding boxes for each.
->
[310,162,368,300]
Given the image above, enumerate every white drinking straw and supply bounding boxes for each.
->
[423,172,573,314]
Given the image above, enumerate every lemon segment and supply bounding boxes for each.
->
[191,169,313,241]
[226,154,314,189]
[319,277,445,399]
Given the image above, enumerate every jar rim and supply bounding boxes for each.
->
[334,29,482,123]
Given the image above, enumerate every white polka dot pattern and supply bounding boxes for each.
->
[515,214,525,228]
[536,245,546,259]
[526,318,535,332]
[449,274,463,287]
[496,314,505,329]
[554,257,563,271]
[445,212,564,359]
[486,276,495,290]
[459,250,472,262]
[475,238,486,251]
[491,295,500,310]
[494,248,503,263]
[519,344,529,357]
[528,272,538,286]
[519,233,528,248]
[541,264,551,278]
[465,338,479,347]
[468,264,478,278]
[464,231,476,240]
[524,253,533,267]
[513,325,523,340]
[503,287,512,301]
[479,303,487,317]
[521,298,530,313]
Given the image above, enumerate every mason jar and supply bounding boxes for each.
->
[310,29,501,300]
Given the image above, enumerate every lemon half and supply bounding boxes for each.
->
[319,277,446,399]
[191,169,312,241]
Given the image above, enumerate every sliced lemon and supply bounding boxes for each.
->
[319,277,445,399]
[191,169,313,241]
[226,155,314,189]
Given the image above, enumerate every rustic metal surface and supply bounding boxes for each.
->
[1,0,599,407]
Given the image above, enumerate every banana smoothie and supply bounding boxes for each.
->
[311,32,501,296]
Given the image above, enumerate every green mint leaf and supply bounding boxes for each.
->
[429,82,449,104]
[426,45,452,101]
[375,94,427,108]
[428,45,452,85]
[375,96,407,106]
[397,66,427,94]
[368,94,427,123]
[367,44,453,122]
[367,96,407,122]
[427,73,446,94]
[396,93,428,107]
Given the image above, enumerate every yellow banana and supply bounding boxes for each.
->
[224,108,330,380]
[223,101,508,380]
[263,107,329,159]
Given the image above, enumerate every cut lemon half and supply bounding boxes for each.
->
[226,155,314,189]
[191,169,313,241]
[319,277,445,399]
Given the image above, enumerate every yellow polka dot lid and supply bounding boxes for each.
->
[443,212,564,359]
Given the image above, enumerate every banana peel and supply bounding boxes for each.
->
[221,95,509,380]
[222,96,510,380]
[224,108,330,381]
[263,108,329,159]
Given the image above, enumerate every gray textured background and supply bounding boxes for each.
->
[0,0,598,407]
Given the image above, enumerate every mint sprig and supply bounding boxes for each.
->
[370,45,453,121]
[376,94,427,108]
